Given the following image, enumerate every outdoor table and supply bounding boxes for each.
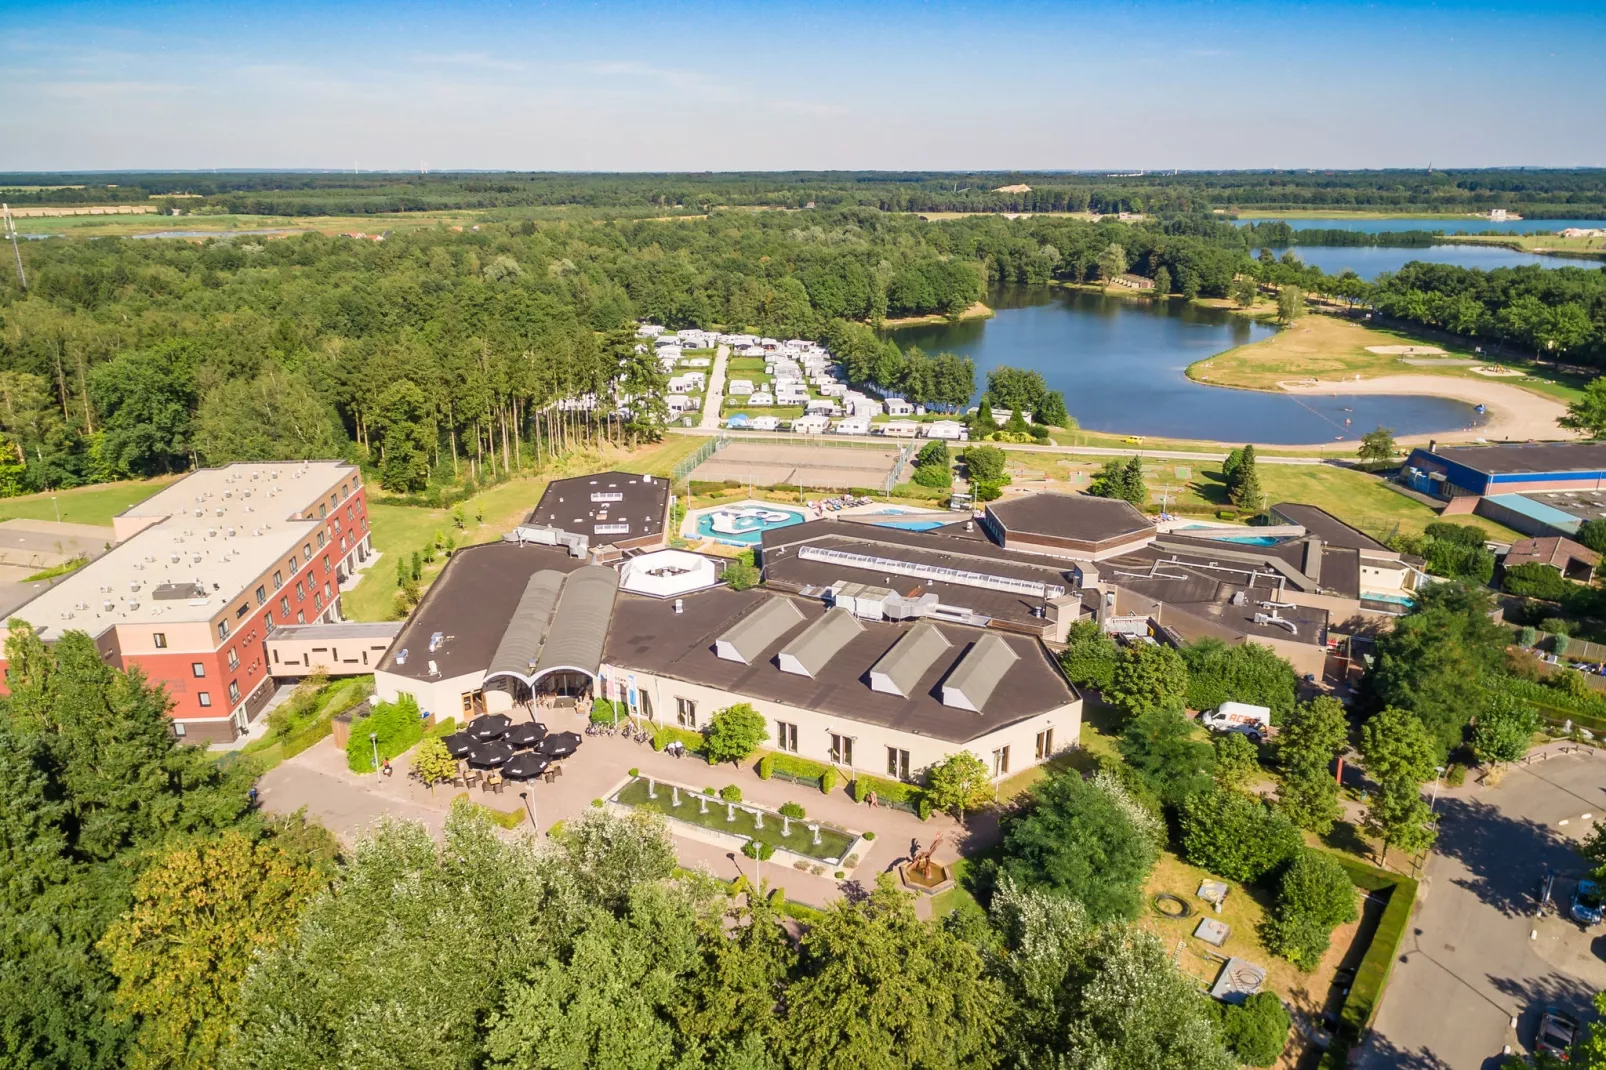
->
[502,752,552,781]
[466,741,514,768]
[441,732,473,759]
[468,714,512,741]
[535,731,582,758]
[506,722,548,749]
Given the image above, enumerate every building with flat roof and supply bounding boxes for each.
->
[0,461,372,742]
[527,470,671,551]
[1400,442,1606,538]
[981,493,1156,559]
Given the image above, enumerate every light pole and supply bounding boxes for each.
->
[369,732,380,780]
[1430,765,1446,814]
[519,790,537,833]
[51,495,59,523]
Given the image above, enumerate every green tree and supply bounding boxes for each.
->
[1097,242,1129,281]
[1178,788,1303,883]
[1470,693,1540,765]
[1363,775,1438,865]
[995,769,1160,923]
[1576,518,1606,554]
[1230,443,1264,511]
[1106,642,1188,718]
[1357,425,1397,462]
[1212,991,1292,1066]
[87,342,199,476]
[1181,638,1297,720]
[783,875,1005,1070]
[1121,453,1147,507]
[1277,767,1343,835]
[1261,849,1358,971]
[371,380,436,492]
[1059,620,1119,690]
[963,444,1007,484]
[1231,276,1259,308]
[99,827,333,1070]
[1360,705,1437,785]
[723,549,761,591]
[1119,708,1216,806]
[703,703,768,766]
[924,750,993,821]
[411,735,459,788]
[914,439,949,468]
[1212,731,1260,791]
[1561,377,1606,439]
[193,368,347,464]
[1152,266,1172,296]
[1276,285,1306,325]
[1278,695,1349,775]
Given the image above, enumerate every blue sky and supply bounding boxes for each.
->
[1,0,1602,171]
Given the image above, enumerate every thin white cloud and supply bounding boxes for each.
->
[33,80,189,100]
[771,99,848,117]
[411,51,528,73]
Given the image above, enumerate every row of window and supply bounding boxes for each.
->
[672,696,1052,781]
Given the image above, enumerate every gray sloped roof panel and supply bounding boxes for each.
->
[777,607,864,677]
[716,596,806,664]
[533,565,619,678]
[869,619,951,697]
[486,571,565,680]
[942,633,1020,713]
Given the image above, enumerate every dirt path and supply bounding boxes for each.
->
[699,344,729,430]
[1278,374,1576,444]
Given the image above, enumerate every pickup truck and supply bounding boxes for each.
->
[1199,702,1272,742]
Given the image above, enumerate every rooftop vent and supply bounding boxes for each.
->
[153,582,208,601]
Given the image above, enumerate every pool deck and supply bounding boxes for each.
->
[682,499,957,548]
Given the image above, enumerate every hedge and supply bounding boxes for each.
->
[590,698,619,725]
[758,752,836,793]
[1317,851,1420,1061]
[652,724,706,754]
[345,695,426,772]
[850,772,926,810]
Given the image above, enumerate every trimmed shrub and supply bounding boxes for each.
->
[590,698,618,724]
[820,768,838,795]
[779,801,806,819]
[917,796,933,821]
[720,785,743,802]
[757,754,775,779]
[627,767,639,778]
[652,724,705,754]
[765,752,833,784]
[1213,992,1292,1067]
[1262,849,1359,971]
[863,831,877,841]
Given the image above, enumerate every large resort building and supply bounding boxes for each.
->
[373,485,1417,785]
[0,461,375,742]
[1401,441,1606,540]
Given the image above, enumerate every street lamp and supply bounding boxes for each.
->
[369,732,380,780]
[1430,765,1447,813]
[519,791,537,833]
[50,495,59,523]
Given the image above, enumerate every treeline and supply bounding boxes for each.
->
[6,168,1605,216]
[821,320,975,410]
[1239,222,1445,247]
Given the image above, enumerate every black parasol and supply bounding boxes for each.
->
[468,714,511,741]
[506,721,548,749]
[502,752,552,781]
[441,732,473,759]
[535,731,582,758]
[466,741,514,768]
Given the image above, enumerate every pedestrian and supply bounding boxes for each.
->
[247,786,259,809]
[382,758,393,777]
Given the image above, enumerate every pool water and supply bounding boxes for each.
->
[875,519,946,531]
[694,506,806,545]
[1178,525,1286,547]
[1362,591,1417,607]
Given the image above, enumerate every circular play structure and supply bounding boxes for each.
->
[1151,892,1195,919]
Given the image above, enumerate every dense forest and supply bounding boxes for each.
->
[6,167,1606,217]
[1,187,1605,496]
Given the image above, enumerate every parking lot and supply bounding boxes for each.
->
[1359,750,1606,1069]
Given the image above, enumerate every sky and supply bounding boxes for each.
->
[1,0,1603,172]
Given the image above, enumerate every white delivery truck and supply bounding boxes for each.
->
[1200,701,1272,742]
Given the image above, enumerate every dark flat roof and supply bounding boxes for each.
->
[377,542,584,681]
[603,587,1078,744]
[987,493,1154,544]
[1425,442,1606,477]
[1513,490,1606,524]
[763,517,1058,569]
[1271,503,1390,553]
[529,470,669,544]
[1103,546,1330,646]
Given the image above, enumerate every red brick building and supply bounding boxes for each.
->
[0,461,373,742]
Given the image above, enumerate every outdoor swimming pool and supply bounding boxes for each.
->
[874,519,947,531]
[694,505,806,545]
[1178,525,1286,547]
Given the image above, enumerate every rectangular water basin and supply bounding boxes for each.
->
[613,776,856,864]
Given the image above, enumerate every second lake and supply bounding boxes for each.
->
[886,287,1490,445]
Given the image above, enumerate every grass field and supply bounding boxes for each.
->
[1000,449,1527,543]
[0,477,178,527]
[1188,314,1584,405]
[1445,233,1606,259]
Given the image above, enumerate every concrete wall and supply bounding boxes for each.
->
[375,667,485,724]
[267,632,396,677]
[609,667,1081,782]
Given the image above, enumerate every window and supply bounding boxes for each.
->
[280,596,290,615]
[191,662,206,678]
[227,649,239,671]
[830,734,854,767]
[318,504,327,519]
[314,592,323,611]
[676,697,697,728]
[322,555,331,574]
[152,632,167,649]
[991,746,1011,778]
[776,720,799,753]
[303,545,312,562]
[198,692,212,708]
[288,556,298,574]
[887,747,911,781]
[295,581,305,600]
[323,582,332,600]
[296,611,305,624]
[255,585,266,606]
[317,531,326,548]
[172,722,187,738]
[1035,728,1055,761]
[228,681,241,704]
[236,602,250,619]
[342,483,348,497]
[347,504,355,520]
[217,620,230,641]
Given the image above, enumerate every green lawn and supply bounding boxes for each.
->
[0,477,178,528]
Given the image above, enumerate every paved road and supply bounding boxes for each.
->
[668,427,1334,465]
[1358,751,1606,1069]
[699,344,729,430]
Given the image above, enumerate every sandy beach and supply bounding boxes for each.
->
[1278,374,1575,445]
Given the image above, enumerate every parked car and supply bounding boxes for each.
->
[1536,1008,1579,1062]
[1199,701,1272,742]
[1572,879,1604,926]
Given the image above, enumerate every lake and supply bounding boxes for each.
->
[1239,216,1605,235]
[886,287,1488,445]
[1270,243,1572,280]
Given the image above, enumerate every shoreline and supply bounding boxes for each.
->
[1276,374,1574,445]
[879,301,994,328]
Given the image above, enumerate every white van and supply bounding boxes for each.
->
[1200,701,1272,741]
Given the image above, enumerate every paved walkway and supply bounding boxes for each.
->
[699,344,729,430]
[258,710,977,916]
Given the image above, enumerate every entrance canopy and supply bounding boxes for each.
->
[483,565,619,690]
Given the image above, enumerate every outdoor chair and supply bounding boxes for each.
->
[484,773,503,794]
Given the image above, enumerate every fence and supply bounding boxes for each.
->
[886,440,918,494]
[672,434,728,482]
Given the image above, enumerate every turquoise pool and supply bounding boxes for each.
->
[875,519,946,531]
[695,506,806,545]
[1179,524,1285,547]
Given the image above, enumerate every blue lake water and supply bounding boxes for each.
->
[1269,243,1572,280]
[886,287,1489,445]
[1239,217,1605,235]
